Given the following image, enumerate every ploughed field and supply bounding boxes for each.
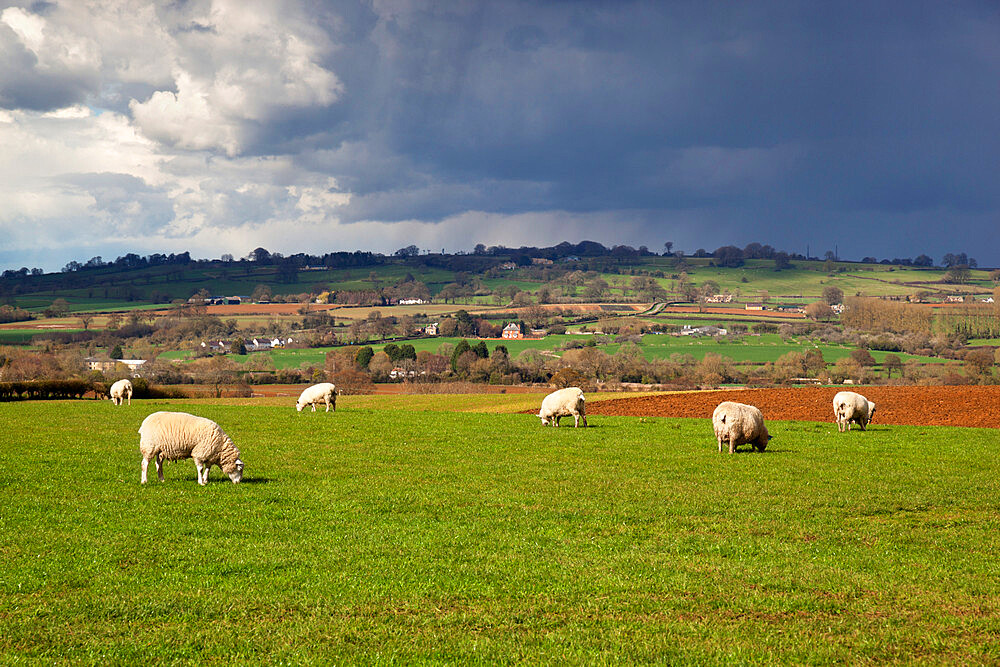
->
[588,385,1000,429]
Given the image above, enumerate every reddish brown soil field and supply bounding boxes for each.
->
[587,386,1000,429]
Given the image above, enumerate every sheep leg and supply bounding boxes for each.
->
[573,413,580,428]
[155,455,165,482]
[195,460,208,485]
[325,399,330,412]
[717,437,724,453]
[141,457,149,484]
[311,403,317,412]
[728,430,736,454]
[581,414,587,427]
[554,415,561,427]
[127,395,131,406]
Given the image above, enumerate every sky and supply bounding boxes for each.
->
[0,0,998,272]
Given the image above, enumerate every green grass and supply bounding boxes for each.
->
[1,399,999,663]
[157,332,950,370]
[0,329,41,343]
[627,258,993,299]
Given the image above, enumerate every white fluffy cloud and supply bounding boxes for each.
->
[129,0,342,156]
[0,0,350,269]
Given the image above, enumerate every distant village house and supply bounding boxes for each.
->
[502,322,523,339]
[85,357,146,376]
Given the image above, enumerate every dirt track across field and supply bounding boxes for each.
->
[587,385,1000,429]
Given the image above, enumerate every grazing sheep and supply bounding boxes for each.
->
[833,391,876,432]
[138,411,244,485]
[538,387,587,427]
[296,382,337,412]
[109,379,133,406]
[712,401,771,453]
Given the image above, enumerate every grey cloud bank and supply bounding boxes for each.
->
[0,0,997,272]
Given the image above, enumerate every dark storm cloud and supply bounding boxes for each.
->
[279,0,998,261]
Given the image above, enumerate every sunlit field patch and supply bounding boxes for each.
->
[1,399,998,662]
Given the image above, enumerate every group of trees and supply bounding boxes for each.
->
[840,297,934,335]
[0,304,33,324]
[308,335,996,388]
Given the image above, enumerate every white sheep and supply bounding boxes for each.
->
[109,379,133,406]
[712,401,771,453]
[296,382,337,412]
[138,411,244,485]
[833,391,876,432]
[538,387,587,427]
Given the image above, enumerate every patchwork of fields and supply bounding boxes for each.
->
[1,395,998,662]
[157,332,949,369]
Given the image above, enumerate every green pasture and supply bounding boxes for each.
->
[636,333,948,365]
[15,297,161,313]
[622,259,991,299]
[0,329,41,344]
[157,332,948,370]
[1,399,999,663]
[0,327,86,341]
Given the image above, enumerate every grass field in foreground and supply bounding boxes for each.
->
[2,399,999,663]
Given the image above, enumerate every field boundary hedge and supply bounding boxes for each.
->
[0,379,188,401]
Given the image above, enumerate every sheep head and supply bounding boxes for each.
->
[228,459,244,484]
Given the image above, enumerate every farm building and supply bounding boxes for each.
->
[745,303,764,311]
[200,341,230,354]
[679,325,728,337]
[85,357,146,375]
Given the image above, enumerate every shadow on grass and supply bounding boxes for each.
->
[239,477,272,485]
[724,448,791,454]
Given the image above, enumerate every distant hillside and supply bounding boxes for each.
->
[1,242,995,315]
